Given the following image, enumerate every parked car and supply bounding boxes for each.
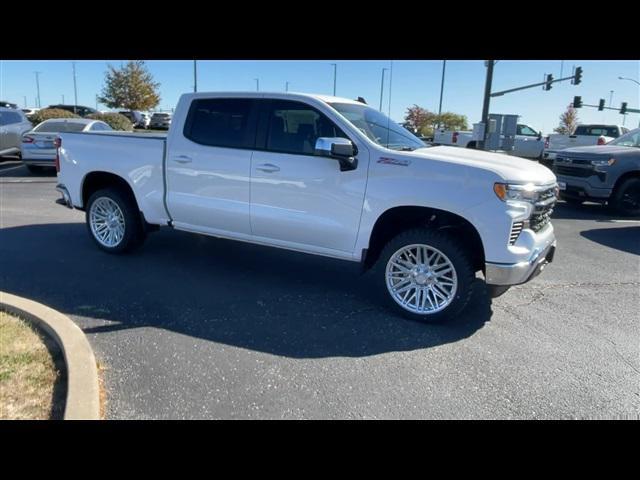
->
[0,101,19,109]
[45,104,100,118]
[22,108,40,118]
[433,123,544,159]
[542,124,628,166]
[21,118,112,173]
[553,127,640,215]
[150,112,172,129]
[55,92,557,323]
[118,110,150,129]
[0,107,33,158]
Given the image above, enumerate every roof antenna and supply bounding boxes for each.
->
[356,96,367,104]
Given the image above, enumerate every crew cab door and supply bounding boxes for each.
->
[165,97,258,236]
[514,124,543,158]
[250,99,368,254]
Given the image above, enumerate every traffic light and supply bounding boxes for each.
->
[573,66,583,85]
[573,96,583,108]
[544,74,554,91]
[598,99,605,111]
[620,102,628,114]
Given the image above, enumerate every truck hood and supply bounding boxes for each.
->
[410,145,556,184]
[555,145,636,156]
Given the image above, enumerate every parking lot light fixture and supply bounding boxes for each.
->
[618,76,640,86]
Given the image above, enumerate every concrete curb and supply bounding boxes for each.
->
[0,291,100,420]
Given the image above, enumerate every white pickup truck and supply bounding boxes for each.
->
[433,123,545,159]
[542,124,629,164]
[55,92,558,323]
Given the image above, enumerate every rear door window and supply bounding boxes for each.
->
[183,98,258,149]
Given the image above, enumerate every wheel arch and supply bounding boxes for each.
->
[362,205,485,273]
[612,170,640,196]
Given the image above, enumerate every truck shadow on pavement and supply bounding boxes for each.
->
[0,223,492,359]
[580,227,640,256]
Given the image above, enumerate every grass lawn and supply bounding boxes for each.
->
[0,311,65,419]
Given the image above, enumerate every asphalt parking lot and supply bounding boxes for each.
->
[1,159,639,419]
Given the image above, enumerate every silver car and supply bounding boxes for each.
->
[0,107,33,158]
[21,118,112,173]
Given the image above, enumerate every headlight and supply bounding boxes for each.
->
[493,183,541,203]
[590,158,615,167]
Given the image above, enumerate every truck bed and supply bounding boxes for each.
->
[57,131,170,225]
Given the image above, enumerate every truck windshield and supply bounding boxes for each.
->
[329,102,427,151]
[608,129,640,148]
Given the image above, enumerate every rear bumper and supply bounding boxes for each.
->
[55,184,73,209]
[485,240,556,286]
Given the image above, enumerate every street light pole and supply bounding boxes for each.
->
[34,72,42,108]
[379,68,388,111]
[618,77,640,127]
[438,60,447,117]
[193,60,198,93]
[331,63,337,96]
[255,78,259,92]
[23,96,27,108]
[72,62,78,114]
[285,81,289,92]
[478,60,495,151]
[62,95,65,104]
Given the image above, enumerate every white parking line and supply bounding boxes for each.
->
[0,164,25,176]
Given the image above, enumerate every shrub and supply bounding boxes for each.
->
[86,112,133,131]
[29,108,80,126]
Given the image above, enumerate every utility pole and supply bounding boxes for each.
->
[478,60,495,150]
[23,96,27,108]
[285,81,289,92]
[34,72,42,108]
[72,62,78,114]
[331,63,337,96]
[379,68,388,111]
[62,95,65,104]
[193,60,197,92]
[255,78,259,92]
[438,60,446,116]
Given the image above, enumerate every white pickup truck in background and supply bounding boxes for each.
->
[542,124,629,165]
[54,91,558,323]
[433,123,545,159]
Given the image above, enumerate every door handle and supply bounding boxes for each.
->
[255,163,280,173]
[172,155,192,164]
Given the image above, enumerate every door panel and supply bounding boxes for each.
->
[165,97,258,235]
[250,99,368,254]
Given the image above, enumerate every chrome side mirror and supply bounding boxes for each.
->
[314,137,358,171]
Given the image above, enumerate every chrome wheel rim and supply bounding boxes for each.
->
[385,244,458,315]
[89,197,125,248]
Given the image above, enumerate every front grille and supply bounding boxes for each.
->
[509,221,524,245]
[554,165,594,178]
[529,185,557,233]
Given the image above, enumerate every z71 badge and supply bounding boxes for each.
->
[377,157,411,166]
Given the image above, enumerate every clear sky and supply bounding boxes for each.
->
[1,60,638,134]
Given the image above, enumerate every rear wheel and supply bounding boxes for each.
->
[612,177,640,217]
[85,188,146,253]
[370,228,475,323]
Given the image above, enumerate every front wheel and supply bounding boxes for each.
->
[85,188,146,253]
[371,228,475,323]
[611,177,640,217]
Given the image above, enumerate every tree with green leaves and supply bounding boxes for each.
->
[99,61,161,111]
[435,112,468,131]
[554,104,579,135]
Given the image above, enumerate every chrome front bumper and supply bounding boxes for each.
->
[485,240,556,286]
[55,184,73,209]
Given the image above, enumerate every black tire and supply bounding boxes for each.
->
[26,165,43,174]
[611,177,640,217]
[370,228,476,324]
[85,187,146,253]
